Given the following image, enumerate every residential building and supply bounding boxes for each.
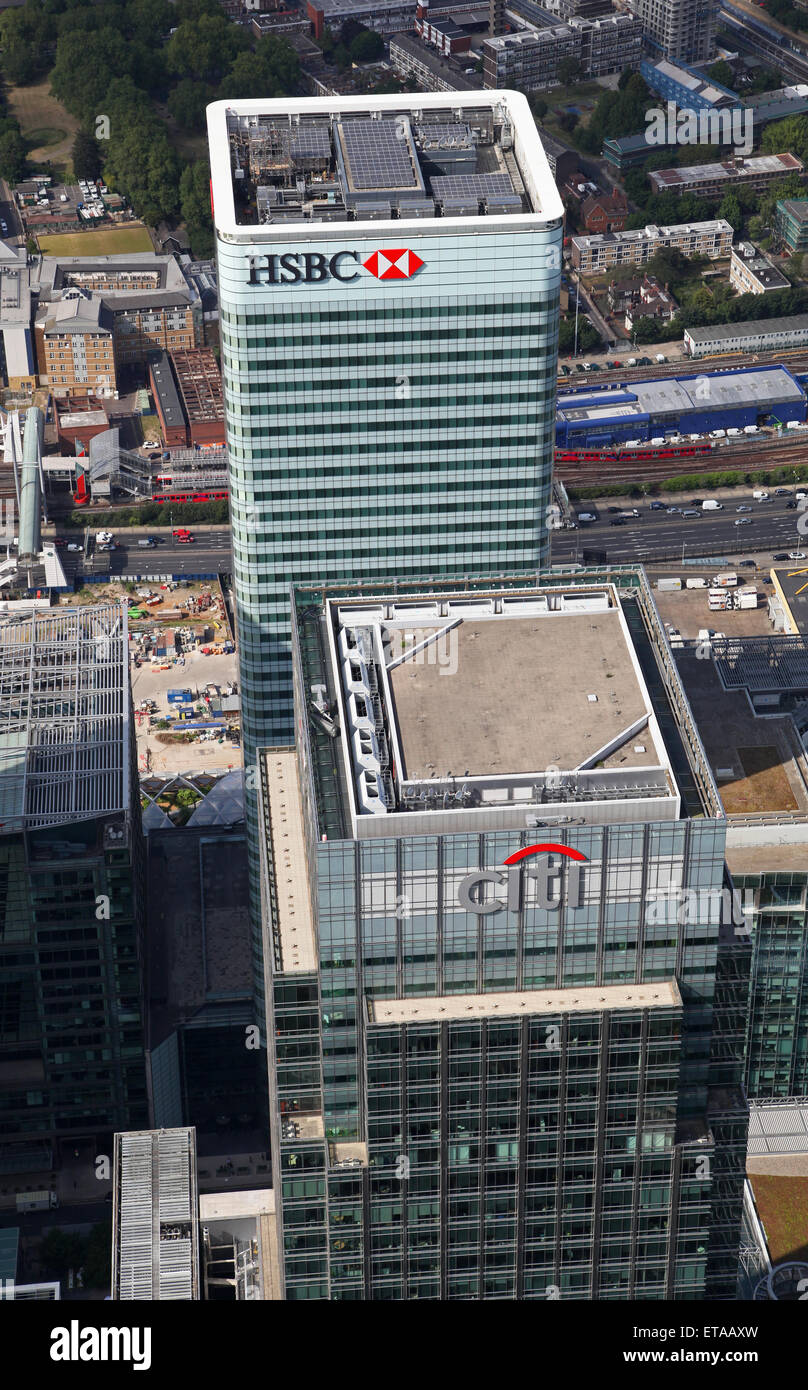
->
[34,293,117,398]
[629,0,717,65]
[389,32,479,90]
[112,1128,199,1300]
[570,219,733,273]
[580,187,628,235]
[481,13,643,90]
[683,314,808,356]
[0,603,147,1187]
[259,572,749,1300]
[306,0,416,37]
[208,90,563,1016]
[648,153,804,198]
[148,352,188,447]
[623,274,678,332]
[729,242,790,297]
[774,198,808,254]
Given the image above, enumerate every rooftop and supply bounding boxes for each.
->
[557,367,804,424]
[0,602,129,832]
[207,92,562,235]
[261,749,316,974]
[148,353,185,433]
[650,154,803,188]
[571,219,732,250]
[313,583,685,837]
[368,979,682,1024]
[686,314,808,342]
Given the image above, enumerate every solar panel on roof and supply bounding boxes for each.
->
[290,124,331,160]
[431,173,516,200]
[339,119,419,191]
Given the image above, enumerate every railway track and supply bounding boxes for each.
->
[557,440,808,489]
[557,350,808,390]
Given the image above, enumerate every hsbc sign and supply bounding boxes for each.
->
[247,247,425,286]
[458,844,588,916]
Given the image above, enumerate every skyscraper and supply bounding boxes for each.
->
[0,603,147,1185]
[207,92,563,758]
[258,571,749,1300]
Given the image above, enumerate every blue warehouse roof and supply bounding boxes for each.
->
[557,366,805,427]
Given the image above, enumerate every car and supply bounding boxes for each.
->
[788,552,807,560]
[606,506,621,514]
[739,560,757,568]
[774,553,790,561]
[735,517,752,527]
[609,516,627,525]
[736,505,752,513]
[0,221,8,235]
[67,542,81,551]
[666,506,682,514]
[681,509,700,518]
[689,499,703,507]
[172,528,190,537]
[177,534,195,543]
[775,488,792,496]
[787,500,798,509]
[649,501,666,511]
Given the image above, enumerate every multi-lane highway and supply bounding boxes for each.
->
[551,492,808,565]
[53,528,234,579]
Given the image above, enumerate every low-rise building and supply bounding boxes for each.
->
[389,32,478,91]
[482,13,643,90]
[649,153,804,198]
[148,352,188,447]
[774,198,808,254]
[623,273,678,331]
[570,218,733,273]
[35,293,116,398]
[170,348,226,448]
[580,186,628,234]
[307,0,416,38]
[684,313,808,357]
[729,242,790,296]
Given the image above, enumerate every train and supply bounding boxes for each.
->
[151,489,229,504]
[555,443,715,464]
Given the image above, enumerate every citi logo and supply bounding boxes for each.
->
[362,248,424,280]
[247,247,425,286]
[458,843,588,915]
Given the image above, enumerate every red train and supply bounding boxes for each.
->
[152,489,229,504]
[556,443,715,464]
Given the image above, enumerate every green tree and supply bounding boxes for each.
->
[165,15,248,84]
[707,60,736,91]
[718,191,741,232]
[350,29,383,62]
[167,78,214,131]
[180,157,213,257]
[558,56,582,85]
[104,116,180,224]
[0,128,26,184]
[72,128,102,180]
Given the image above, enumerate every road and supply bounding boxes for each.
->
[553,493,808,564]
[54,529,234,580]
[0,179,22,242]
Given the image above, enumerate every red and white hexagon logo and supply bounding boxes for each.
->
[362,248,424,280]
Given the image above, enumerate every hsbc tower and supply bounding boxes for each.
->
[207,92,564,761]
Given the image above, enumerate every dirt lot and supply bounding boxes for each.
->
[132,648,240,776]
[7,80,79,170]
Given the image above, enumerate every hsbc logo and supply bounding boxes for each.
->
[247,248,425,286]
[362,248,424,280]
[458,844,588,916]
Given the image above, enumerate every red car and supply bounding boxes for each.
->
[177,534,195,544]
[172,527,190,537]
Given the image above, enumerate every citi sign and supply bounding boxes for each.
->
[247,248,425,285]
[458,844,588,916]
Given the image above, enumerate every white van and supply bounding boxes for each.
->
[726,428,741,437]
[702,500,722,510]
[753,490,769,501]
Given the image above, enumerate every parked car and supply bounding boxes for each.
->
[774,553,790,561]
[788,551,807,560]
[739,560,757,569]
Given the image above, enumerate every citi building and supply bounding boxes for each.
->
[207,92,564,756]
[257,571,750,1300]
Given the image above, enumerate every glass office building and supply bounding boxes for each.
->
[257,571,750,1300]
[0,604,147,1184]
[207,92,564,755]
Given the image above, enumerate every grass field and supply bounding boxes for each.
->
[6,80,79,171]
[38,226,155,257]
[721,745,799,815]
[751,1175,808,1263]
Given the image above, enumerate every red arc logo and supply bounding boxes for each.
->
[362,248,424,280]
[503,844,588,865]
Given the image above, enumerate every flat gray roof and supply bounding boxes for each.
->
[687,315,808,342]
[369,979,682,1024]
[389,608,654,778]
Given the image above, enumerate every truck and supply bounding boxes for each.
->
[656,577,682,591]
[711,573,738,588]
[702,499,722,511]
[734,587,758,609]
[685,577,707,588]
[16,1190,58,1212]
[709,589,730,610]
[96,529,114,550]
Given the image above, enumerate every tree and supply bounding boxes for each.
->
[104,116,180,224]
[0,129,26,184]
[558,110,578,134]
[165,15,249,84]
[718,192,741,233]
[531,97,548,120]
[167,78,214,131]
[72,129,102,181]
[350,29,383,63]
[180,158,213,257]
[558,56,582,86]
[707,60,736,91]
